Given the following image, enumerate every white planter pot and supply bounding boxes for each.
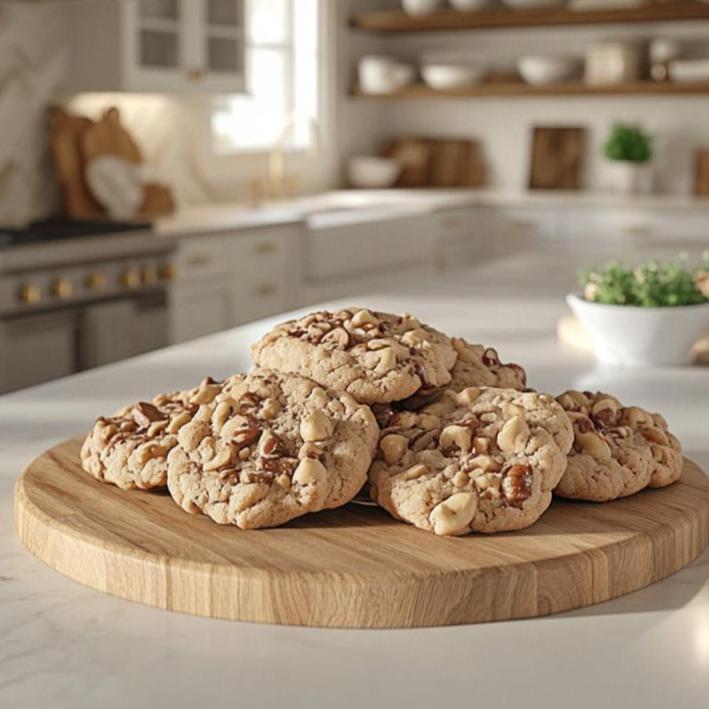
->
[567,294,709,367]
[606,161,653,195]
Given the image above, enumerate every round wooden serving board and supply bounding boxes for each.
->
[15,438,709,629]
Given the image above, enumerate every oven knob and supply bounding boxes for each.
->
[18,283,41,305]
[119,267,141,289]
[159,262,176,281]
[85,272,107,291]
[51,277,74,299]
[141,265,158,286]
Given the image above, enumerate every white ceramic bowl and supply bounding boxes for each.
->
[359,56,415,94]
[402,0,442,15]
[450,0,491,10]
[347,157,401,189]
[518,56,578,85]
[421,64,485,90]
[668,59,709,83]
[567,293,709,367]
[502,0,565,8]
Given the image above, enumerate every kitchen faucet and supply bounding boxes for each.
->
[262,114,322,201]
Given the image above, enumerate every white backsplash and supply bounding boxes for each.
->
[0,1,69,225]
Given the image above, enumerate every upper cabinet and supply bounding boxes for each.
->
[69,0,246,93]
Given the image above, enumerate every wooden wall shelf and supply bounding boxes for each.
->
[352,80,709,99]
[350,1,709,33]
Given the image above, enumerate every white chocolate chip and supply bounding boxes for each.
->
[300,410,334,442]
[379,434,409,464]
[429,492,478,536]
[439,425,473,453]
[496,415,530,453]
[292,458,327,485]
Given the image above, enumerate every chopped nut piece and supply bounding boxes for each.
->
[496,415,530,453]
[501,464,533,508]
[379,434,409,464]
[397,463,429,481]
[350,309,379,329]
[576,431,612,462]
[133,401,162,427]
[439,424,473,454]
[456,387,480,404]
[204,446,233,472]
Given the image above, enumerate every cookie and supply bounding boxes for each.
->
[80,381,207,490]
[554,390,682,502]
[167,369,379,529]
[398,338,527,409]
[449,339,527,392]
[251,307,457,405]
[369,387,573,536]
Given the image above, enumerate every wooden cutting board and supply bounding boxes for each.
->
[15,438,709,629]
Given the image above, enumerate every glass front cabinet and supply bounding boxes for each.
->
[70,0,246,93]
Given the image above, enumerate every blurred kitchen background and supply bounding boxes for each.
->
[1,0,709,393]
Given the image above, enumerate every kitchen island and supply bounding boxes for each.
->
[1,254,708,708]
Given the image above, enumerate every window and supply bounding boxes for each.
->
[211,0,320,153]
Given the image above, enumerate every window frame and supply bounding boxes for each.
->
[210,0,323,156]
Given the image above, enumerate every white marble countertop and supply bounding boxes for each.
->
[1,253,708,708]
[155,186,709,239]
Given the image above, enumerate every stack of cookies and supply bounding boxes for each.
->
[81,307,683,536]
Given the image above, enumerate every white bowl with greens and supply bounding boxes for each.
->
[568,259,709,367]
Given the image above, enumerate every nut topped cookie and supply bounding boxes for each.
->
[400,338,527,410]
[369,387,573,536]
[449,338,527,393]
[80,382,208,490]
[167,369,379,529]
[251,307,457,405]
[555,390,683,502]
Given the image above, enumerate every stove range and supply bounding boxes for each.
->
[0,218,153,248]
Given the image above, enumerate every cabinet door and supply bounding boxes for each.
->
[170,278,234,344]
[0,312,78,394]
[195,0,246,92]
[125,0,190,91]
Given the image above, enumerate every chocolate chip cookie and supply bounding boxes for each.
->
[80,381,209,490]
[167,369,379,529]
[251,308,457,405]
[369,387,573,536]
[555,390,683,502]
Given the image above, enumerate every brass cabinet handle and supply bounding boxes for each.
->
[186,254,210,267]
[255,242,277,254]
[255,283,277,296]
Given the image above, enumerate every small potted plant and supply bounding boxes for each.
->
[602,123,653,195]
[567,256,709,366]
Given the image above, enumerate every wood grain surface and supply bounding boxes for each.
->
[15,437,709,629]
